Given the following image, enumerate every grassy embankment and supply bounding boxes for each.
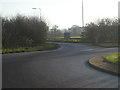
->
[2,43,60,54]
[47,36,83,43]
[97,43,119,47]
[105,53,120,64]
[48,37,119,48]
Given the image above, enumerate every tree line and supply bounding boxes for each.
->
[47,25,82,38]
[84,18,118,43]
[2,14,49,48]
[47,25,64,38]
[2,15,119,48]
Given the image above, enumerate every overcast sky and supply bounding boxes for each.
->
[0,0,119,29]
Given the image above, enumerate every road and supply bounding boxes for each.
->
[3,42,119,88]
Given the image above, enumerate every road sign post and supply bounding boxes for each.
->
[64,33,70,40]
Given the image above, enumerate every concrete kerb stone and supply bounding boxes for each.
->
[89,54,119,76]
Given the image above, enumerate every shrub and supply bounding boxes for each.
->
[2,14,49,48]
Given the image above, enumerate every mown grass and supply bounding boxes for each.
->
[98,43,119,47]
[55,36,82,39]
[47,36,83,43]
[47,39,81,43]
[63,39,81,43]
[105,53,120,64]
[2,43,60,54]
[70,36,82,38]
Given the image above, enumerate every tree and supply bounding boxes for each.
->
[84,18,118,43]
[51,25,59,37]
[2,14,49,48]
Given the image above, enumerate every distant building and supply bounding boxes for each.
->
[68,25,82,36]
[64,33,70,40]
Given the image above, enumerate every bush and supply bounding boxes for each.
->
[2,14,49,48]
[84,18,118,44]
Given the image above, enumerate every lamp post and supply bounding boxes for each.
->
[80,0,85,39]
[32,8,41,21]
[82,0,84,32]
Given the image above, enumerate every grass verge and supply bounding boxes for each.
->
[97,43,118,47]
[48,39,81,43]
[47,38,82,43]
[105,53,120,64]
[2,43,60,54]
[54,36,82,39]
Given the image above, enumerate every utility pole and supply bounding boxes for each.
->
[82,0,84,32]
[80,0,85,41]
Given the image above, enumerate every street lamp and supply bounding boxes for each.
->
[32,8,41,21]
[82,0,84,32]
[80,0,85,38]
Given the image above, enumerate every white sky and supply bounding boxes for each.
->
[0,0,119,29]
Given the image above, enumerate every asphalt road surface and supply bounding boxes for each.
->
[3,42,119,88]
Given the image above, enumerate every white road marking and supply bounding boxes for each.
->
[81,49,94,51]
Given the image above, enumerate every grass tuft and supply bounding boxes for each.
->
[105,53,120,64]
[98,43,118,47]
[2,43,60,54]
